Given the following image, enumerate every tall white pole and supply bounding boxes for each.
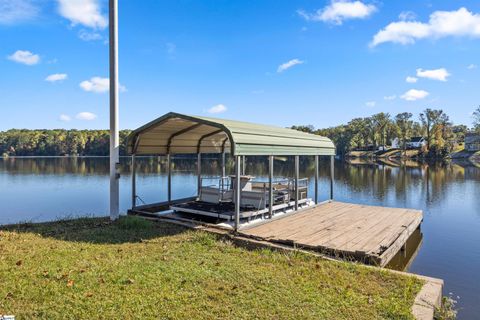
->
[109,0,120,220]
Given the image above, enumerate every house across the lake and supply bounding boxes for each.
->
[391,137,400,149]
[406,137,426,149]
[465,133,480,152]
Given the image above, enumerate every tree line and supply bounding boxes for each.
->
[1,106,479,157]
[292,106,480,157]
[0,129,131,156]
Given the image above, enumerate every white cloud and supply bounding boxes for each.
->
[78,29,102,41]
[76,112,97,120]
[57,0,107,29]
[416,68,450,81]
[384,95,396,100]
[207,104,227,114]
[467,64,477,69]
[398,11,416,21]
[400,89,429,101]
[298,1,376,25]
[406,76,418,83]
[80,77,126,93]
[7,50,40,65]
[80,77,109,93]
[59,114,71,121]
[365,101,376,107]
[277,58,304,73]
[0,0,39,25]
[371,7,480,47]
[45,73,68,82]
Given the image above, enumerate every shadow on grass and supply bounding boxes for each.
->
[0,216,188,244]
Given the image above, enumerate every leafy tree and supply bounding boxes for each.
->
[371,113,391,147]
[473,105,480,133]
[290,125,315,133]
[452,125,468,143]
[0,129,132,157]
[395,112,413,154]
[420,109,446,150]
[347,118,369,149]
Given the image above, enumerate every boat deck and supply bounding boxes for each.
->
[239,201,423,267]
[170,198,311,220]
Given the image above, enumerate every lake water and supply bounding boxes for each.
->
[1,156,479,319]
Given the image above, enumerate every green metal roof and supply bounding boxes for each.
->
[127,112,335,156]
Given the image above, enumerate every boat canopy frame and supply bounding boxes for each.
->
[127,112,335,156]
[127,112,336,231]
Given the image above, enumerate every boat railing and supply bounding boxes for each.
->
[199,176,233,203]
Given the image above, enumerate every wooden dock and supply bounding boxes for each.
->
[239,201,422,267]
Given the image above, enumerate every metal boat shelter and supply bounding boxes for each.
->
[127,112,336,231]
[127,112,424,268]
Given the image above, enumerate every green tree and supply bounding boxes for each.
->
[473,105,480,133]
[395,112,413,155]
[452,125,468,143]
[347,118,369,149]
[371,113,391,147]
[291,125,315,133]
[420,109,445,150]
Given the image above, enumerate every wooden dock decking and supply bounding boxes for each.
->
[239,201,423,267]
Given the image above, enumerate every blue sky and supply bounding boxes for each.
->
[1,0,480,130]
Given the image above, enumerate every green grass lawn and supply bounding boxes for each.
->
[0,217,423,319]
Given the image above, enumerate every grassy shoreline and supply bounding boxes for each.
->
[0,216,423,319]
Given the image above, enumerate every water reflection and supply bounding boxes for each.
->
[2,156,480,209]
[386,229,423,271]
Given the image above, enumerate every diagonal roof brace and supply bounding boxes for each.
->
[221,137,229,153]
[166,123,203,154]
[197,129,224,153]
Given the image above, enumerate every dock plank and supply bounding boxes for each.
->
[240,201,423,266]
[271,203,359,240]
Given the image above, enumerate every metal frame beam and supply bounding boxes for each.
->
[167,154,172,202]
[166,123,203,154]
[234,155,241,231]
[131,136,140,209]
[221,137,229,153]
[221,137,228,181]
[197,153,201,196]
[294,155,299,210]
[268,155,274,218]
[131,154,136,208]
[242,155,246,175]
[196,129,223,153]
[314,155,319,204]
[330,155,334,200]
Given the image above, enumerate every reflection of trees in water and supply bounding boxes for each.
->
[2,157,479,205]
[0,156,330,177]
[336,159,480,204]
[0,157,112,176]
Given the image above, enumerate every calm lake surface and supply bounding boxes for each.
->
[1,156,479,319]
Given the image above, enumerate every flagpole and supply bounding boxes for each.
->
[109,0,120,220]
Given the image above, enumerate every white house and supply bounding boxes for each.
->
[406,137,426,149]
[465,133,480,152]
[391,137,400,149]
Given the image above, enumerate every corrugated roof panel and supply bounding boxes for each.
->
[128,112,335,156]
